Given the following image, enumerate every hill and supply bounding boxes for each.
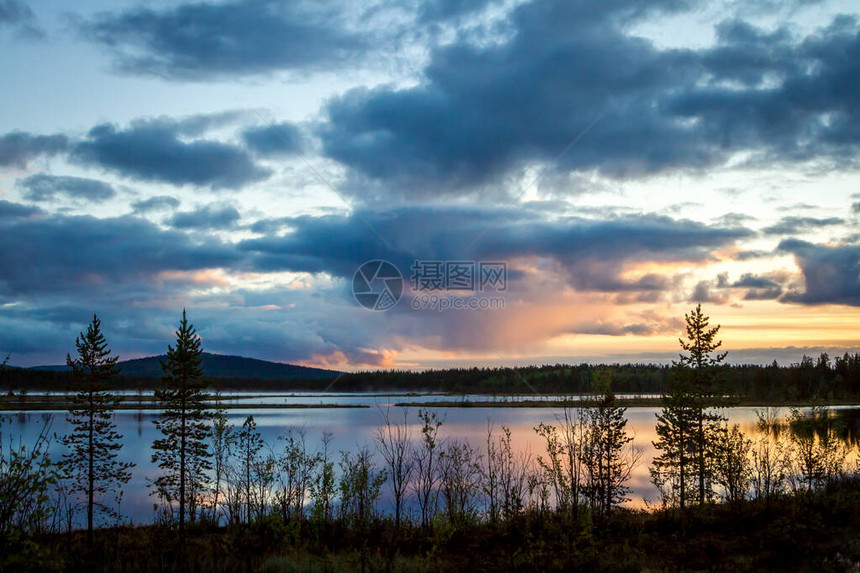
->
[30,352,341,380]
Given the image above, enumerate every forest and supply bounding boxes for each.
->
[5,352,860,402]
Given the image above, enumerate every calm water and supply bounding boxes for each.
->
[3,393,858,527]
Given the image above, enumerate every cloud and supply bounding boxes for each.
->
[762,216,845,235]
[0,0,31,24]
[777,203,818,212]
[131,195,180,214]
[731,273,779,289]
[18,174,116,203]
[169,203,241,230]
[714,212,757,227]
[0,197,818,367]
[0,131,68,167]
[0,199,40,218]
[72,119,270,189]
[416,0,499,23]
[734,273,784,300]
[778,239,860,305]
[572,320,663,336]
[688,271,787,304]
[240,206,751,295]
[690,280,730,305]
[735,249,772,261]
[0,0,44,38]
[241,121,304,156]
[743,287,782,300]
[82,0,365,80]
[0,206,241,297]
[318,2,860,199]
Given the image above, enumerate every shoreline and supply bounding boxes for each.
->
[2,394,859,411]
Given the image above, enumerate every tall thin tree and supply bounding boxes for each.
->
[375,407,413,530]
[677,304,727,505]
[61,314,133,547]
[652,304,727,507]
[237,415,264,525]
[583,369,639,516]
[651,369,697,508]
[151,310,212,542]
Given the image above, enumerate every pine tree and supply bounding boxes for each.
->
[652,304,727,507]
[61,314,133,547]
[237,415,264,525]
[151,310,212,542]
[584,369,638,516]
[651,370,698,508]
[677,304,727,505]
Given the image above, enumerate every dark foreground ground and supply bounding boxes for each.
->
[5,481,860,573]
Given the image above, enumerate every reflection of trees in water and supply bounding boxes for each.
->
[136,409,144,437]
[785,407,860,447]
[738,407,860,448]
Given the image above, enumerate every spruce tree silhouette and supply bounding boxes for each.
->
[62,314,133,547]
[151,310,212,545]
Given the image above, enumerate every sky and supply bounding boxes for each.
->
[0,0,859,370]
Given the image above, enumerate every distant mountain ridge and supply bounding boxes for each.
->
[30,352,342,380]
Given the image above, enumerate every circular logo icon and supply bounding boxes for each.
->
[352,260,403,311]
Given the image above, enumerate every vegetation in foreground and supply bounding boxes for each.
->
[4,479,860,573]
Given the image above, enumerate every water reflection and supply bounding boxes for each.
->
[2,398,858,526]
[822,407,860,446]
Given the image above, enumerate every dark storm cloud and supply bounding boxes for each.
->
[131,195,181,214]
[169,203,241,230]
[0,199,40,218]
[82,0,365,80]
[72,119,271,190]
[0,199,756,365]
[318,1,860,198]
[1,200,747,304]
[666,15,860,160]
[18,174,117,203]
[0,206,240,296]
[241,122,304,157]
[852,202,860,214]
[761,216,845,235]
[248,216,292,235]
[240,206,751,294]
[778,239,860,305]
[0,131,68,167]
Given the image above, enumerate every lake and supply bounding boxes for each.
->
[3,393,858,527]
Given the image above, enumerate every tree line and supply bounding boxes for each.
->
[1,305,860,571]
[5,352,860,402]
